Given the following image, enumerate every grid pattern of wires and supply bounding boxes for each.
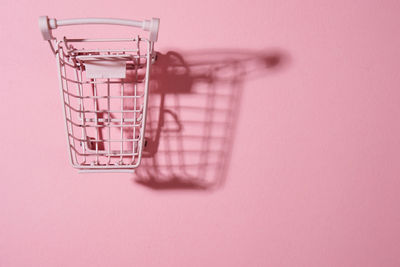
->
[54,37,151,172]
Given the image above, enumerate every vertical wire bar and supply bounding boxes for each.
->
[135,40,152,166]
[107,78,111,164]
[132,61,138,163]
[91,80,100,163]
[56,44,75,166]
[61,51,78,165]
[132,37,140,164]
[78,65,88,162]
[120,82,124,163]
[74,64,87,164]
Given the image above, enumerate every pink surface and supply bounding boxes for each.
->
[1,0,400,266]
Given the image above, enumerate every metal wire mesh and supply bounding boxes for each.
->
[55,37,152,172]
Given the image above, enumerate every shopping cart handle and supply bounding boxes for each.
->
[39,16,160,42]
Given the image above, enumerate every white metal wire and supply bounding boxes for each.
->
[49,34,154,172]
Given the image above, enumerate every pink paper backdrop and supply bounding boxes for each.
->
[1,0,400,266]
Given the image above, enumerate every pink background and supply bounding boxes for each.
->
[1,0,400,266]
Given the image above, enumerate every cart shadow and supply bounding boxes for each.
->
[133,49,289,191]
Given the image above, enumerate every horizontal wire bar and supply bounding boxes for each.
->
[84,149,139,156]
[65,38,141,42]
[66,118,142,128]
[70,145,139,157]
[84,117,139,123]
[76,164,139,169]
[61,76,144,84]
[62,89,144,99]
[77,55,133,60]
[70,48,139,53]
[76,54,146,60]
[63,102,143,114]
[68,133,140,143]
[74,163,140,169]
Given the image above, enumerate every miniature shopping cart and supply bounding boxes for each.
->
[39,16,160,172]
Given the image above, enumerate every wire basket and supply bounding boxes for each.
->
[39,16,160,172]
